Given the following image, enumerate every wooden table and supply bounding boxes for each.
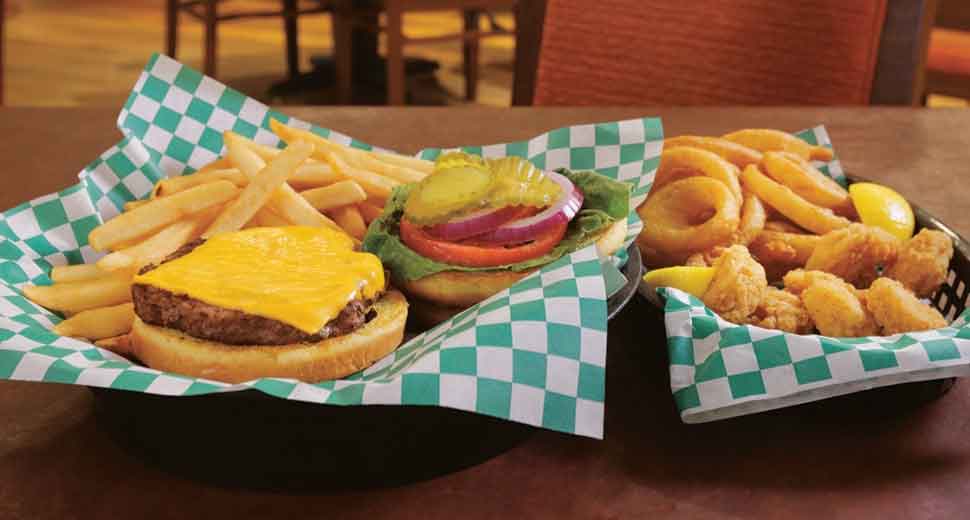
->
[2,107,970,519]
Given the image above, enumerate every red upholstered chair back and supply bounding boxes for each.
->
[533,0,890,106]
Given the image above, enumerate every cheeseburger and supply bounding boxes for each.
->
[363,152,630,325]
[129,226,407,383]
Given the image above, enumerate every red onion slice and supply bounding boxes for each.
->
[474,171,583,245]
[423,205,526,241]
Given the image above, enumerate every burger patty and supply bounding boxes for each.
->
[132,240,378,346]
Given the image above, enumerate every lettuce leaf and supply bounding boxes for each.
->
[362,168,630,282]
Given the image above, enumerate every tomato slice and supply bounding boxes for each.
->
[400,218,567,268]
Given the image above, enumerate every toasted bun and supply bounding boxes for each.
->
[401,219,628,325]
[130,290,408,384]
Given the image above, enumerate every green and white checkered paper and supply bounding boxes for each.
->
[0,54,663,438]
[649,126,970,423]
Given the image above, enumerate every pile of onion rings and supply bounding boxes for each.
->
[636,128,849,279]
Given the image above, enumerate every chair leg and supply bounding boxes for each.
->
[203,0,218,78]
[462,10,480,102]
[332,0,353,104]
[283,0,299,79]
[0,0,5,106]
[385,1,405,105]
[166,0,178,58]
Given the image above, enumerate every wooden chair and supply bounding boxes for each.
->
[925,0,970,101]
[337,0,516,105]
[165,0,333,79]
[513,0,936,106]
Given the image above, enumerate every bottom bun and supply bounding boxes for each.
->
[130,290,408,384]
[402,219,629,325]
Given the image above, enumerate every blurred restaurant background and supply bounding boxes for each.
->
[0,0,969,108]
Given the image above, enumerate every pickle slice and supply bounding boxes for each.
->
[404,165,494,225]
[487,157,561,208]
[404,154,560,226]
[434,151,488,172]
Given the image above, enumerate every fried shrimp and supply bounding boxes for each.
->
[805,223,900,288]
[702,245,767,323]
[800,278,880,337]
[744,287,814,334]
[866,278,948,335]
[886,229,954,298]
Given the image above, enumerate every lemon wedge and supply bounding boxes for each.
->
[642,266,716,298]
[848,182,915,241]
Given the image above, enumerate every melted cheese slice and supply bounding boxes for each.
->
[134,226,385,334]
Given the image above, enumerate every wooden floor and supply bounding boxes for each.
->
[4,0,515,107]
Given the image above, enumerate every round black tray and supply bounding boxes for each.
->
[91,387,533,490]
[91,243,642,489]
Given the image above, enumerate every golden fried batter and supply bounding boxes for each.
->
[702,245,767,323]
[782,269,845,294]
[805,223,900,288]
[886,229,954,298]
[744,287,814,334]
[866,278,948,335]
[801,278,880,337]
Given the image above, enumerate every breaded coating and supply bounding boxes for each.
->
[749,238,800,282]
[702,245,767,323]
[684,253,709,267]
[744,287,814,334]
[866,278,948,335]
[805,223,900,288]
[801,278,880,337]
[782,269,845,295]
[886,229,954,298]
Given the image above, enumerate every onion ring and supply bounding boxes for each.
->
[638,176,741,258]
[764,220,807,233]
[722,128,834,162]
[740,164,850,235]
[731,193,766,245]
[665,136,763,168]
[652,147,743,204]
[750,230,821,265]
[761,151,849,210]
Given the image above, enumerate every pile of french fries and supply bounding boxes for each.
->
[21,120,432,354]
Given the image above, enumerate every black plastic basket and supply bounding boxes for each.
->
[638,175,970,401]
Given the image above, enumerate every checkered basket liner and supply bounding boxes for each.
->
[0,54,664,438]
[650,126,970,423]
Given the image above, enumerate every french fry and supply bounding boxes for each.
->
[88,180,239,251]
[193,156,234,174]
[356,201,384,225]
[50,263,106,284]
[289,162,340,188]
[322,150,398,199]
[204,141,314,237]
[124,199,150,212]
[224,132,342,232]
[301,180,368,211]
[95,334,133,357]
[97,206,221,271]
[329,206,368,240]
[152,168,248,197]
[371,151,433,175]
[271,117,433,177]
[53,302,135,340]
[246,207,290,227]
[270,120,404,195]
[23,270,134,313]
[350,151,426,183]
